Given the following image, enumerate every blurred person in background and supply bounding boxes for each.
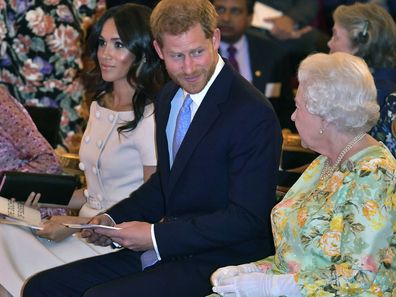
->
[212,0,295,130]
[0,86,61,175]
[328,2,396,155]
[253,0,330,78]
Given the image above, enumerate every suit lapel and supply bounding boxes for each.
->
[156,84,178,191]
[167,64,234,193]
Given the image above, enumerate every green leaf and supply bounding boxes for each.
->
[31,37,46,53]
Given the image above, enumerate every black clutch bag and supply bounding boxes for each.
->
[0,171,78,205]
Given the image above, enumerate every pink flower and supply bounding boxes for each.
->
[9,0,17,11]
[46,25,81,58]
[26,8,55,36]
[12,34,32,54]
[43,79,65,90]
[0,0,6,10]
[22,59,43,84]
[361,255,378,273]
[19,84,38,94]
[0,69,18,84]
[274,197,295,210]
[287,261,300,273]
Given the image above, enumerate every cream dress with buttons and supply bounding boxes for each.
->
[0,102,157,297]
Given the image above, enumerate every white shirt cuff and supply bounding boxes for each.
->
[151,224,161,261]
[102,213,116,226]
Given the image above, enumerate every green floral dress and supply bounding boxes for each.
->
[257,143,396,296]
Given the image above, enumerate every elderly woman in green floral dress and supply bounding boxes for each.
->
[210,52,396,297]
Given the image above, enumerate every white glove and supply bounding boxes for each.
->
[212,272,302,297]
[211,263,261,286]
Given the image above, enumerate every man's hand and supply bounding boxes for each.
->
[80,214,115,247]
[94,221,153,251]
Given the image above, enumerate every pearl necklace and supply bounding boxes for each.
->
[320,133,366,181]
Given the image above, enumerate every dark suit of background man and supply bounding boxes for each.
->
[23,0,282,296]
[255,0,330,75]
[212,0,295,130]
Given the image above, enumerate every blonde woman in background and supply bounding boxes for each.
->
[327,2,396,155]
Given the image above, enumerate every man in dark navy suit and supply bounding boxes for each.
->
[23,1,282,296]
[212,0,295,130]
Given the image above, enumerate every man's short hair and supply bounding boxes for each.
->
[150,0,218,46]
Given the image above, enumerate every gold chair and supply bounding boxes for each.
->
[280,129,317,171]
[277,130,317,200]
[282,129,313,154]
[56,152,85,187]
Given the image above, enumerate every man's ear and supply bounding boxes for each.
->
[153,40,164,60]
[212,28,221,51]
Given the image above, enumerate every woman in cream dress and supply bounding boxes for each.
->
[0,4,166,297]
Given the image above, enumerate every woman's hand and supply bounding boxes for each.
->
[212,273,302,297]
[36,216,90,242]
[24,192,41,209]
[211,263,261,286]
[36,219,74,242]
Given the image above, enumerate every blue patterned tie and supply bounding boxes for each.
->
[173,94,193,160]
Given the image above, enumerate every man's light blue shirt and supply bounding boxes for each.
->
[165,55,225,167]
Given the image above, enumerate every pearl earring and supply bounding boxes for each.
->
[319,129,324,134]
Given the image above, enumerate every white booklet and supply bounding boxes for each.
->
[0,196,42,230]
[251,2,283,30]
[0,217,43,230]
[63,223,121,230]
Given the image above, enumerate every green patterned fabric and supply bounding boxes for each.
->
[257,143,396,296]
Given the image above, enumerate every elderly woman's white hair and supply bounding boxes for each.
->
[298,52,379,134]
